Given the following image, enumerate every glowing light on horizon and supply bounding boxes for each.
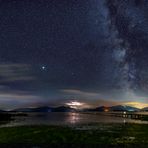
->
[123,102,148,109]
[66,101,84,109]
[104,108,109,112]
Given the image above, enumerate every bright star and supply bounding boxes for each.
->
[41,66,46,70]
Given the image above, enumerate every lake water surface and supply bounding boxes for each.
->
[1,112,148,127]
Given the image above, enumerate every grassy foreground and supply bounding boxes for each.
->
[0,124,147,147]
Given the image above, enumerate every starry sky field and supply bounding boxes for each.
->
[0,0,148,110]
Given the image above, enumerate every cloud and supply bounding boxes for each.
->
[0,89,42,110]
[0,63,35,83]
[0,83,42,110]
[60,89,101,97]
[59,89,118,107]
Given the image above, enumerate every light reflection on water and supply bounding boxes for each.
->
[0,112,148,127]
[66,112,80,124]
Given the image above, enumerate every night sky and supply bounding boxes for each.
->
[0,0,148,110]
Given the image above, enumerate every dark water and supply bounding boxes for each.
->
[1,112,148,127]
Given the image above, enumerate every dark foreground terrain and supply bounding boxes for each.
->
[0,123,147,148]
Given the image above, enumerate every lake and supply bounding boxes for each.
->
[1,112,148,127]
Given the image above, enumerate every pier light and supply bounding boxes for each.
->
[104,108,109,112]
[123,111,126,114]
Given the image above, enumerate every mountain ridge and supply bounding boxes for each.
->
[6,105,148,112]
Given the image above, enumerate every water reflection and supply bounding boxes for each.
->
[123,119,125,123]
[66,112,80,124]
[0,112,148,127]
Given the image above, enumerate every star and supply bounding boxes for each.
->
[41,66,46,70]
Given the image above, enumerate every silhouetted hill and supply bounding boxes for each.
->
[12,106,52,112]
[12,106,75,112]
[52,106,75,112]
[32,106,52,112]
[141,107,148,111]
[110,105,139,112]
[11,105,141,112]
[12,108,33,112]
[82,105,139,112]
[0,109,6,112]
[95,106,110,112]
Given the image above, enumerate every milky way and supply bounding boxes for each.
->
[105,0,148,93]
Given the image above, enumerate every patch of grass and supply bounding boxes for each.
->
[0,124,147,147]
